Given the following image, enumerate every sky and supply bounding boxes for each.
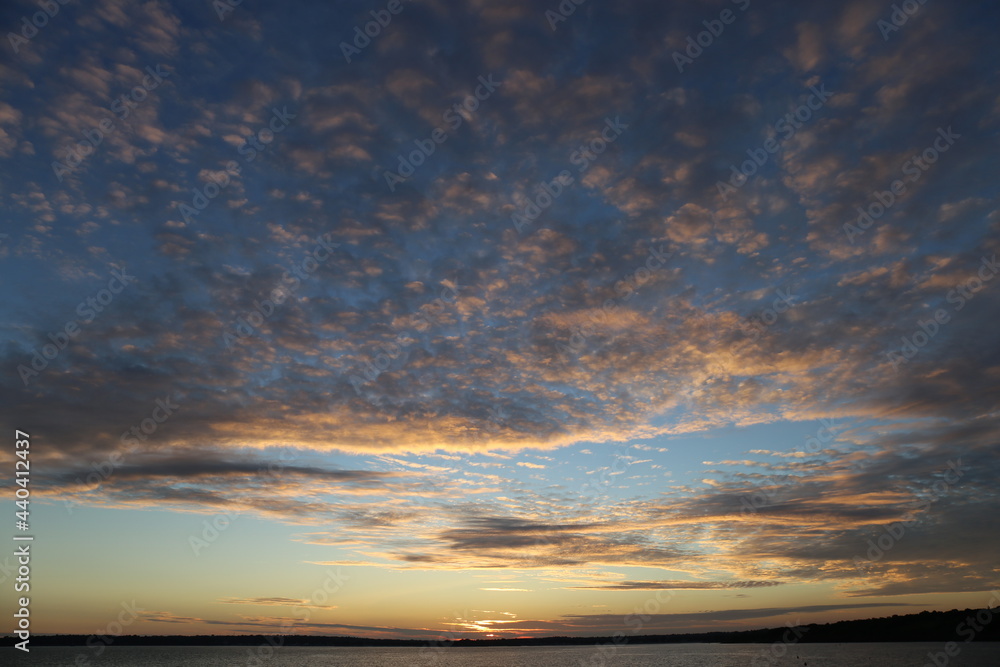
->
[1,0,999,642]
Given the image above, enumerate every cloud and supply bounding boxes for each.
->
[570,580,783,591]
[219,597,336,609]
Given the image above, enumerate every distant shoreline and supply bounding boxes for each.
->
[4,607,998,647]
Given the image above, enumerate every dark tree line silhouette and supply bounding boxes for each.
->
[3,606,997,647]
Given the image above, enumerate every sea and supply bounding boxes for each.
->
[8,643,1000,666]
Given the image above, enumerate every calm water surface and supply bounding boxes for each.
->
[10,643,1000,666]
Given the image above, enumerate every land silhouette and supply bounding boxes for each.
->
[4,606,998,647]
